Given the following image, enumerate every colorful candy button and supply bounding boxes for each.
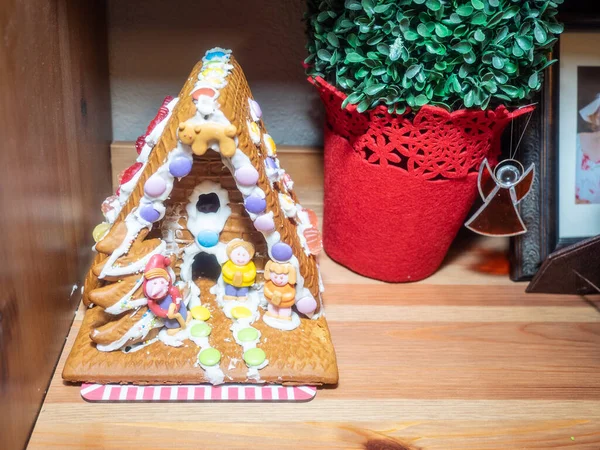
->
[144,174,167,197]
[272,242,293,262]
[205,50,226,60]
[231,306,252,319]
[169,156,193,178]
[265,157,278,171]
[295,295,318,315]
[92,222,110,243]
[201,67,225,80]
[264,134,277,156]
[254,214,275,232]
[190,322,212,338]
[244,195,266,214]
[248,122,261,143]
[191,305,211,321]
[243,348,266,367]
[198,348,221,366]
[237,327,259,342]
[192,87,217,100]
[234,166,259,186]
[249,99,262,120]
[139,205,161,223]
[196,230,219,247]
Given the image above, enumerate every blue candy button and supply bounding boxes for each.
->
[196,230,219,247]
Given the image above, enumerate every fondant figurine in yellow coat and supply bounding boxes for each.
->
[222,239,256,301]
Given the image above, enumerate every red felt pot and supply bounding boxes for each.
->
[310,77,534,282]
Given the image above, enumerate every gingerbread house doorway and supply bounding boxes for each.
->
[191,252,221,280]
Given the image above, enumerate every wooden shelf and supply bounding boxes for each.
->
[28,147,600,449]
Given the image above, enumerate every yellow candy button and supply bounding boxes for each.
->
[191,306,211,321]
[231,306,252,319]
[92,222,110,243]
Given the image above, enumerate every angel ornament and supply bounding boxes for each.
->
[465,158,534,237]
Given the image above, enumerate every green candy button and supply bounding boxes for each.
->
[243,348,266,367]
[198,348,221,367]
[190,322,212,338]
[237,327,259,342]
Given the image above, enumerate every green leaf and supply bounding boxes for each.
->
[494,26,509,44]
[500,85,520,97]
[435,23,451,38]
[516,35,533,51]
[361,0,374,17]
[364,83,386,96]
[474,29,486,42]
[471,0,485,11]
[372,66,387,76]
[534,23,548,44]
[317,49,332,62]
[405,64,422,79]
[456,4,474,16]
[426,0,442,11]
[546,22,564,34]
[492,56,505,69]
[346,52,365,63]
[344,0,362,11]
[426,41,446,55]
[356,98,371,113]
[528,72,539,89]
[464,89,475,108]
[503,6,519,19]
[373,3,392,13]
[463,51,477,64]
[471,12,487,25]
[489,0,499,7]
[326,32,339,47]
[417,23,431,37]
[415,94,429,106]
[452,41,473,55]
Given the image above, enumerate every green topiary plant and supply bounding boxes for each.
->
[305,0,565,114]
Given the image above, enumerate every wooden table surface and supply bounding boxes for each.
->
[28,148,600,449]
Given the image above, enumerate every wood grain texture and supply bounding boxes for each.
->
[29,146,600,449]
[0,1,111,449]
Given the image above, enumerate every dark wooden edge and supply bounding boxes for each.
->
[509,12,600,281]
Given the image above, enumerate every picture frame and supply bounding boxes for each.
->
[509,1,600,281]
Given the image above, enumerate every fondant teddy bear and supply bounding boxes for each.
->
[178,121,237,157]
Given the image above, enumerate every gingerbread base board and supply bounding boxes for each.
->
[81,383,317,402]
[63,280,338,386]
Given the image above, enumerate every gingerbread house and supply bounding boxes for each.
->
[63,48,338,386]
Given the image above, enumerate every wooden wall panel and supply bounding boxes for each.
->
[0,1,111,449]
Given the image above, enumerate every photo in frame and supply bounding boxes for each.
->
[509,4,600,281]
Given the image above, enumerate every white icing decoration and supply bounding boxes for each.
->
[278,193,298,219]
[262,311,301,331]
[96,309,163,352]
[186,181,232,234]
[248,98,261,122]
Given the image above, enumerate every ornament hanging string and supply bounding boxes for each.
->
[509,105,536,161]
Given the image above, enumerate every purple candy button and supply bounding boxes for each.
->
[235,166,259,186]
[249,99,262,119]
[296,296,318,315]
[244,195,266,214]
[169,156,193,178]
[254,214,275,232]
[271,242,293,262]
[265,157,278,170]
[144,174,167,197]
[139,205,161,223]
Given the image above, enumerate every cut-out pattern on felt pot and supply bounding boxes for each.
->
[310,76,534,282]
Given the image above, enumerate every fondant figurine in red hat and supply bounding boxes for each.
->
[143,254,188,333]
